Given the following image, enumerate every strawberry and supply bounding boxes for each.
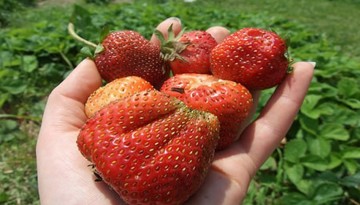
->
[85,76,154,118]
[210,27,289,90]
[68,23,169,88]
[155,26,217,74]
[77,90,220,205]
[95,31,168,88]
[160,73,253,150]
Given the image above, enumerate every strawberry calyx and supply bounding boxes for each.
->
[285,48,294,74]
[87,164,103,182]
[154,24,189,62]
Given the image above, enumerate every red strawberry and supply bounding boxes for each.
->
[210,27,289,90]
[160,74,253,150]
[95,31,168,87]
[77,90,220,205]
[155,26,217,74]
[85,76,154,118]
[68,23,169,88]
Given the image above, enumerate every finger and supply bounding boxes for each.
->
[239,62,315,169]
[206,26,230,43]
[41,59,102,129]
[37,59,122,204]
[150,17,182,45]
[235,90,261,141]
[51,58,102,104]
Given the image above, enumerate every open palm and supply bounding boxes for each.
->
[36,18,314,205]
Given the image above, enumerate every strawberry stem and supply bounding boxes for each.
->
[68,22,97,49]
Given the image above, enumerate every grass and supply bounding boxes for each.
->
[0,121,39,204]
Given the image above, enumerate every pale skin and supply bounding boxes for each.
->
[36,17,315,205]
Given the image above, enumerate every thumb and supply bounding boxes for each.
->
[41,59,102,129]
[150,17,182,45]
[51,58,102,105]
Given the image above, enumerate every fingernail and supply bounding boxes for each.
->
[166,17,181,24]
[307,61,316,68]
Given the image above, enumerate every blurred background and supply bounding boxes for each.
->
[0,0,359,204]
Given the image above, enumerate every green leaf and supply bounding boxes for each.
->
[1,82,27,95]
[339,98,360,109]
[296,180,314,196]
[302,94,321,109]
[285,163,304,184]
[0,93,10,107]
[308,82,338,98]
[343,159,359,175]
[301,155,329,171]
[22,55,38,72]
[307,137,331,158]
[328,153,343,169]
[0,192,9,203]
[80,47,94,58]
[70,4,92,29]
[99,23,110,42]
[312,183,343,203]
[260,156,277,170]
[319,123,349,141]
[280,193,315,205]
[1,120,18,130]
[337,77,359,98]
[299,115,318,136]
[317,171,340,184]
[313,102,335,116]
[314,65,339,79]
[284,138,307,163]
[323,104,360,126]
[300,95,322,119]
[340,172,360,188]
[341,147,360,159]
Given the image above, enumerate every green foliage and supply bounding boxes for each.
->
[0,0,359,204]
[0,0,36,27]
[85,0,113,5]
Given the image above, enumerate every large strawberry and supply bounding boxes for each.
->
[155,26,217,74]
[68,23,169,88]
[210,27,289,90]
[77,90,220,205]
[160,73,253,150]
[85,76,154,118]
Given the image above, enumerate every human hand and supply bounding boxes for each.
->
[36,17,314,205]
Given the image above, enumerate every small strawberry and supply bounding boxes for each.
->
[160,73,253,150]
[155,25,217,74]
[210,27,289,90]
[77,90,220,205]
[85,76,154,118]
[68,23,169,88]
